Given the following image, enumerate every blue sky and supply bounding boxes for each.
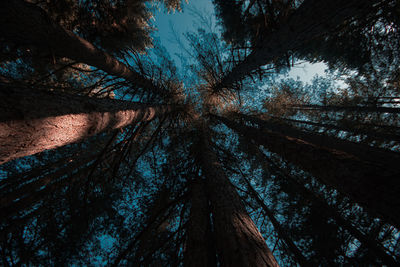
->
[151,0,327,84]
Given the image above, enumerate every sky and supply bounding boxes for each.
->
[151,0,328,84]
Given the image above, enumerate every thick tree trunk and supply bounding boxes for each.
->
[253,148,398,266]
[216,0,386,89]
[238,113,400,170]
[0,86,170,164]
[199,128,279,267]
[184,178,216,267]
[0,0,160,93]
[216,115,400,229]
[240,175,310,267]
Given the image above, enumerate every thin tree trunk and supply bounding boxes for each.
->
[0,152,97,207]
[184,178,216,267]
[239,173,310,266]
[0,85,171,164]
[0,160,93,220]
[290,104,400,114]
[215,0,385,89]
[0,0,160,93]
[275,117,400,142]
[199,128,279,267]
[215,114,400,229]
[112,190,184,266]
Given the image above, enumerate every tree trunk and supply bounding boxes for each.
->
[0,85,171,164]
[184,178,216,267]
[199,128,279,267]
[253,147,398,266]
[275,117,400,142]
[215,114,400,229]
[290,104,400,114]
[237,113,400,170]
[0,152,98,207]
[0,0,160,93]
[239,173,310,266]
[215,0,386,89]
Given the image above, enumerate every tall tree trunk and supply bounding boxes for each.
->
[184,178,216,267]
[215,114,400,229]
[237,113,400,170]
[0,0,161,93]
[0,85,171,164]
[275,117,400,142]
[112,189,183,266]
[252,146,399,266]
[290,104,400,114]
[215,0,386,89]
[199,128,279,267]
[239,173,310,266]
[0,150,104,207]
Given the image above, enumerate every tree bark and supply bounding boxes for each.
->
[215,114,400,229]
[215,0,386,89]
[0,85,171,164]
[290,104,400,114]
[239,174,310,267]
[184,178,216,267]
[237,113,400,170]
[0,0,161,93]
[199,128,279,267]
[253,147,399,266]
[275,117,400,142]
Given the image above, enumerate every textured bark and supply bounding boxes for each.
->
[199,129,279,267]
[240,175,310,267]
[0,86,171,164]
[238,113,400,171]
[0,0,160,92]
[184,178,216,267]
[215,0,386,89]
[216,115,400,229]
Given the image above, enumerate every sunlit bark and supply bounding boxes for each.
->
[0,86,170,164]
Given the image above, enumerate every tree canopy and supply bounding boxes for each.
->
[1,0,400,266]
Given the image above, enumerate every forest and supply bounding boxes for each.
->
[1,0,400,266]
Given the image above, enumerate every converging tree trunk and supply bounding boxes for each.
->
[215,0,386,90]
[239,174,310,267]
[199,127,279,267]
[237,113,400,170]
[289,104,400,114]
[184,178,216,267]
[0,0,161,93]
[0,85,171,164]
[252,147,398,266]
[215,114,400,229]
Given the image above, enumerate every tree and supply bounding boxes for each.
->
[1,0,400,266]
[0,85,172,164]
